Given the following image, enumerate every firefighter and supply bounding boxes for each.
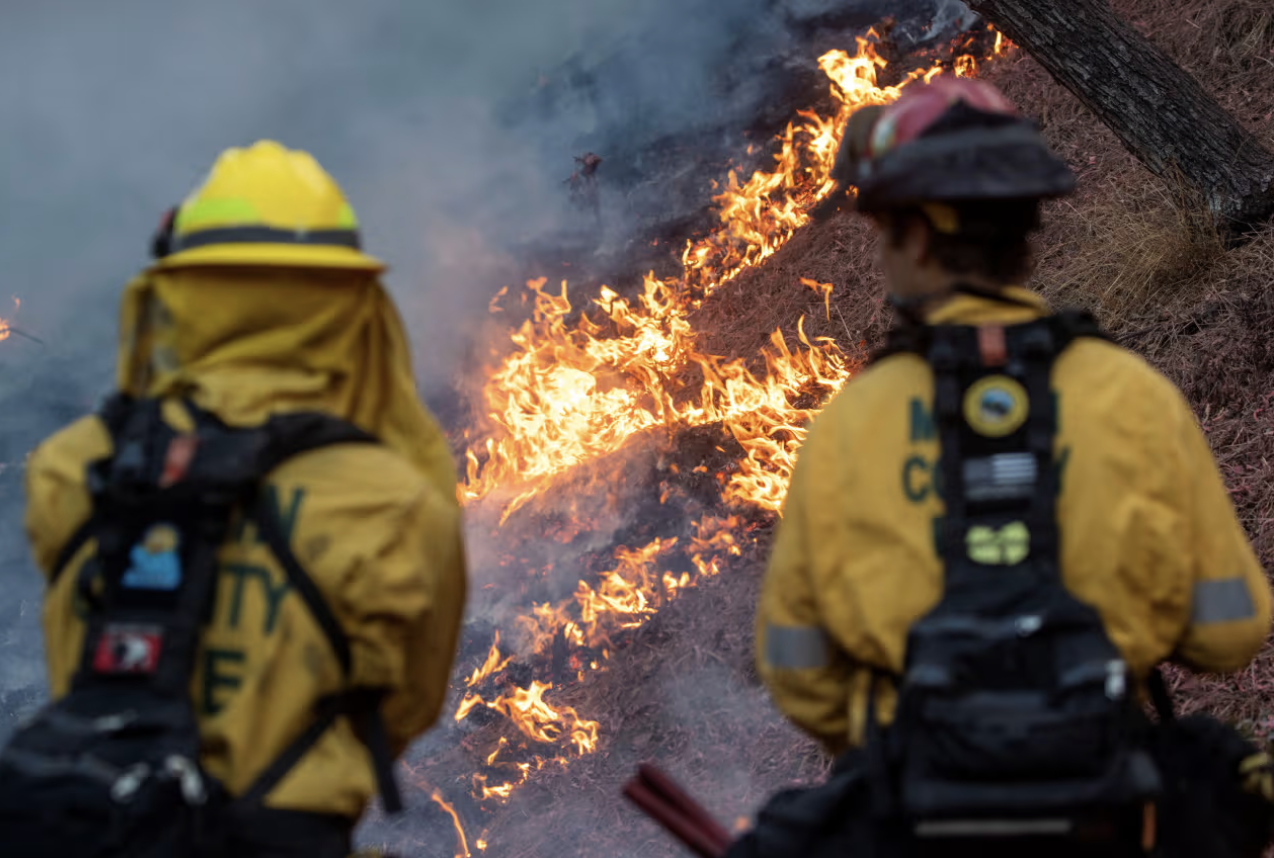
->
[746,78,1274,856]
[20,141,467,857]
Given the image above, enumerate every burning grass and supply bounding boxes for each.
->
[378,1,1274,854]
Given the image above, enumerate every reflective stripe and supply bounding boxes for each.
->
[171,226,362,253]
[765,624,832,669]
[175,197,261,232]
[336,202,360,229]
[1192,578,1257,625]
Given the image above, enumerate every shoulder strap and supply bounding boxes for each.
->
[869,305,1109,366]
[1048,308,1111,348]
[49,394,144,587]
[50,521,94,587]
[255,411,377,475]
[1147,666,1176,723]
[238,413,404,815]
[869,322,930,365]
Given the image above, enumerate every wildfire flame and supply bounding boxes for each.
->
[432,24,1010,852]
[0,297,18,343]
[465,631,513,688]
[431,789,472,858]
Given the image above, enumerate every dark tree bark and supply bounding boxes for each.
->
[966,0,1274,236]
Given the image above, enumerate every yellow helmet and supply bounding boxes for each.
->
[151,140,385,271]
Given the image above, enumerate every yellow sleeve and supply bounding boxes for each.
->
[1173,397,1271,673]
[339,482,468,756]
[756,444,853,756]
[23,418,109,577]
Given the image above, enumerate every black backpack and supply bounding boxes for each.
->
[866,310,1164,855]
[0,395,404,858]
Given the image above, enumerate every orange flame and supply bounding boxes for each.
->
[0,296,17,343]
[801,278,835,321]
[465,631,513,688]
[431,789,472,858]
[445,22,1009,828]
[456,680,599,755]
[460,29,991,523]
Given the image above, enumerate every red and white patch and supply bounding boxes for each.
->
[93,625,164,674]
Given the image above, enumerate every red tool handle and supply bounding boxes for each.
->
[622,764,734,858]
[636,764,733,849]
[623,779,728,858]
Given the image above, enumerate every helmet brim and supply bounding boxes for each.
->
[853,122,1076,213]
[151,242,386,272]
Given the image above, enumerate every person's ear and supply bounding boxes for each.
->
[905,216,933,266]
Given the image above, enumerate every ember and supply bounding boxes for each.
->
[0,297,19,343]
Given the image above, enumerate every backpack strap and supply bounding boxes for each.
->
[49,395,143,588]
[868,322,930,365]
[232,412,405,815]
[1146,666,1176,723]
[868,304,1109,365]
[49,521,94,588]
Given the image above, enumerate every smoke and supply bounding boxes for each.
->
[0,0,804,724]
[0,1,972,852]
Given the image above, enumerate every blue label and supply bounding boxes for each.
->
[120,524,183,590]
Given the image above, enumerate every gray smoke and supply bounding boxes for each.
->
[0,0,799,731]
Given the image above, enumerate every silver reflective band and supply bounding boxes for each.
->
[765,624,832,669]
[1191,578,1257,624]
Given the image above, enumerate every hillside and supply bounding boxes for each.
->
[377,2,1274,855]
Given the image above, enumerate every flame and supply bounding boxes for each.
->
[466,631,513,688]
[460,29,970,523]
[441,22,1009,839]
[474,756,564,803]
[801,278,834,321]
[457,680,600,755]
[0,296,17,343]
[431,789,472,858]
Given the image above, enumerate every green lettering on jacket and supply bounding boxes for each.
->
[201,647,245,716]
[229,486,307,546]
[262,486,306,545]
[903,456,931,502]
[221,562,291,635]
[909,398,936,442]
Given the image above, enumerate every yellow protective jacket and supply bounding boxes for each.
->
[757,288,1272,756]
[25,266,467,818]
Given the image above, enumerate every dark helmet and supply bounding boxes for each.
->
[825,77,1075,228]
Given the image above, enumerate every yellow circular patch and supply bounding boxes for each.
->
[141,524,180,555]
[963,375,1030,437]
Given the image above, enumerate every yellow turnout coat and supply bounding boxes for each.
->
[757,288,1272,755]
[26,266,467,817]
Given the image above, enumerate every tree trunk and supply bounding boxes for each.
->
[966,0,1274,236]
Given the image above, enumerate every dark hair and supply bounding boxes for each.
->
[885,199,1040,284]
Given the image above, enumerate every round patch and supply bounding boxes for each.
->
[963,375,1029,437]
[141,523,180,555]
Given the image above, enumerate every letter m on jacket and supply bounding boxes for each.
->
[910,398,936,442]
